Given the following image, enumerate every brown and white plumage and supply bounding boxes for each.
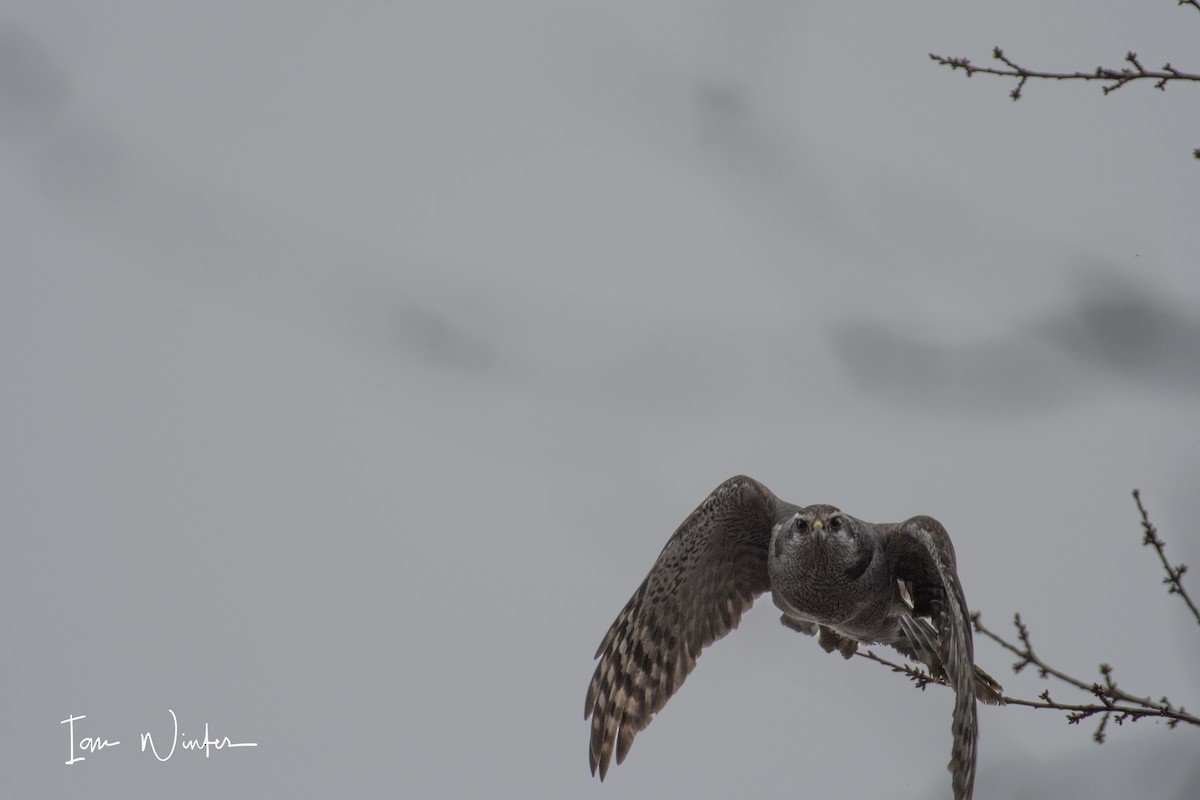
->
[583,477,775,779]
[584,475,1000,800]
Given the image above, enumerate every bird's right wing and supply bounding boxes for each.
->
[584,475,781,779]
[882,516,979,800]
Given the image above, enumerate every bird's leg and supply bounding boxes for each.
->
[779,617,858,659]
[837,636,858,659]
[818,625,858,660]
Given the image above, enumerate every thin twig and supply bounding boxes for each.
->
[860,623,1199,733]
[930,49,1200,101]
[977,612,1093,693]
[1134,489,1200,625]
[857,649,946,691]
[929,1,1200,157]
[971,612,1199,735]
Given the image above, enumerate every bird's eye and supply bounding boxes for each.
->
[794,518,809,533]
[828,516,843,531]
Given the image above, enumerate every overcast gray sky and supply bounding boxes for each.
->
[4,2,1199,798]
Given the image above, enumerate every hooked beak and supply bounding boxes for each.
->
[810,518,826,545]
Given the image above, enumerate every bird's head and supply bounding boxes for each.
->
[772,505,873,575]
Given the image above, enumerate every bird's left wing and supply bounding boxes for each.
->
[881,516,979,800]
[585,475,782,779]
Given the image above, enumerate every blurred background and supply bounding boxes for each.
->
[3,2,1198,797]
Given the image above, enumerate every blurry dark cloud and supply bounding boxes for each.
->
[544,10,842,245]
[691,75,842,242]
[692,77,805,190]
[0,22,499,375]
[1036,270,1200,396]
[829,320,1079,415]
[829,270,1200,415]
[0,21,131,211]
[0,21,70,143]
[393,301,494,372]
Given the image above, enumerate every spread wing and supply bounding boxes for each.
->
[584,475,780,779]
[881,516,979,800]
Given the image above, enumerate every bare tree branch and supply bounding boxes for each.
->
[929,1,1200,158]
[858,614,1199,738]
[972,612,1198,740]
[1134,489,1200,625]
[929,49,1200,101]
[857,491,1200,740]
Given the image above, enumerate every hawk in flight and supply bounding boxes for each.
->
[585,475,1003,800]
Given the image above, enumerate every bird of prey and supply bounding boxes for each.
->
[584,475,1003,800]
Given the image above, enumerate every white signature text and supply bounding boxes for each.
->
[61,710,258,765]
